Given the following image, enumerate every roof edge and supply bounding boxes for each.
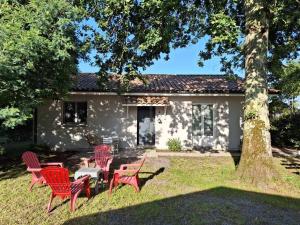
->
[69,91,245,97]
[77,72,244,79]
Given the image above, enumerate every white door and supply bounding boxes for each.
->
[192,104,215,149]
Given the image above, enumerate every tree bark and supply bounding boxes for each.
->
[237,0,278,187]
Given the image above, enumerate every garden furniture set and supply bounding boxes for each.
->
[22,145,145,212]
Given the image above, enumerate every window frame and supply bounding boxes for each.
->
[62,101,88,125]
[192,103,215,137]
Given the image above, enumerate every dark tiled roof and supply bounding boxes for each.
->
[73,73,246,94]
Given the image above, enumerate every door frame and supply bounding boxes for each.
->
[137,106,156,146]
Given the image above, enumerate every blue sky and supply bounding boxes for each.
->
[78,41,245,77]
[78,18,245,77]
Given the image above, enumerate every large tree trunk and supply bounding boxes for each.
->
[237,0,277,187]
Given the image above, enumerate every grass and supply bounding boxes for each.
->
[0,152,300,225]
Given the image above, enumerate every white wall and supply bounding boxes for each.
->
[228,97,244,150]
[37,95,137,150]
[37,94,243,151]
[155,96,243,151]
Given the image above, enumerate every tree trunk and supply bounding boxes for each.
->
[237,0,278,187]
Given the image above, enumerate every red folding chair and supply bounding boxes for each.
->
[84,144,113,183]
[22,151,63,191]
[109,157,146,194]
[41,167,91,212]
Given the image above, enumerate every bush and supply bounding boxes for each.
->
[271,112,300,148]
[167,138,182,152]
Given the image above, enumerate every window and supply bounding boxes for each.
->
[192,104,214,136]
[63,102,87,124]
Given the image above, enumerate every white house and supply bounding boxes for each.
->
[36,73,250,151]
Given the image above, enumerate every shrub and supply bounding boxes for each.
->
[271,112,300,148]
[167,138,182,152]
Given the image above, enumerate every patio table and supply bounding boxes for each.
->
[74,167,102,194]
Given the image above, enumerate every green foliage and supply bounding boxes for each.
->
[0,107,32,128]
[82,0,201,85]
[196,0,300,76]
[0,0,84,128]
[210,12,239,45]
[167,138,182,152]
[79,1,300,89]
[0,0,298,137]
[269,96,291,118]
[271,113,300,148]
[274,61,300,98]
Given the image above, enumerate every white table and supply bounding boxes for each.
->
[74,168,102,193]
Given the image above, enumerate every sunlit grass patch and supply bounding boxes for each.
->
[0,155,300,225]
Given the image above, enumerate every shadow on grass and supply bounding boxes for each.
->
[62,187,300,225]
[273,149,300,176]
[139,167,165,190]
[0,151,147,183]
[47,194,92,214]
[49,199,70,213]
[225,151,241,167]
[0,163,26,181]
[0,150,91,181]
[0,155,25,181]
[109,167,165,194]
[110,157,145,170]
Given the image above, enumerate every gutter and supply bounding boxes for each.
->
[68,91,245,97]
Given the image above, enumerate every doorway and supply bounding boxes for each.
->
[137,107,155,146]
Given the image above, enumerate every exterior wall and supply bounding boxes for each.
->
[155,96,243,151]
[37,95,137,150]
[37,94,243,151]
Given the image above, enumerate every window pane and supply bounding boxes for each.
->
[192,105,202,136]
[64,102,75,123]
[203,105,213,136]
[77,102,87,123]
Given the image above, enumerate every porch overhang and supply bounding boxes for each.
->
[122,96,169,107]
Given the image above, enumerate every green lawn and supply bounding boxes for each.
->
[0,153,300,225]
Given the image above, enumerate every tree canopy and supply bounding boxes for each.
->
[0,0,83,127]
[80,0,200,87]
[275,61,300,98]
[2,0,299,128]
[82,1,299,80]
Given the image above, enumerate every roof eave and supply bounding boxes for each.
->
[69,90,245,97]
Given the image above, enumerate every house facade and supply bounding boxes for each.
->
[37,74,245,151]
